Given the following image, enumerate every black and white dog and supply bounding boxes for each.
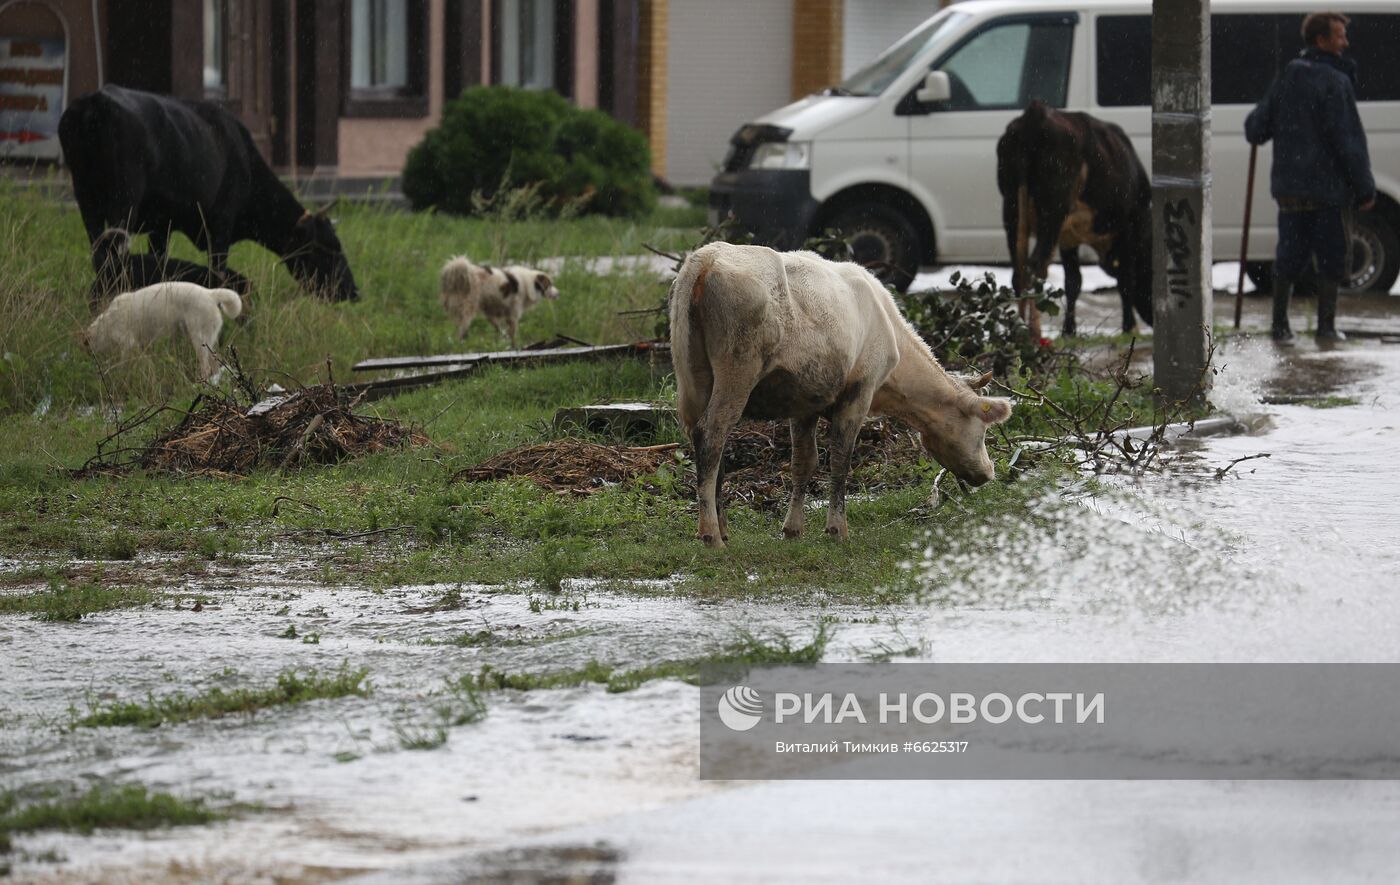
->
[439,255,560,348]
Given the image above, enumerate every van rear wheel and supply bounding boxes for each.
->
[826,204,920,293]
[1245,212,1399,295]
[1343,211,1399,295]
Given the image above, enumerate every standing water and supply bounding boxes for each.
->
[4,311,1400,882]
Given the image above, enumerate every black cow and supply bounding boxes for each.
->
[85,228,252,314]
[58,84,358,302]
[996,100,1152,337]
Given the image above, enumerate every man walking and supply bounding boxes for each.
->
[1245,11,1375,342]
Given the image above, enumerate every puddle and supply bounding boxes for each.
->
[0,572,911,881]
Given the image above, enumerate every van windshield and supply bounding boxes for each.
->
[838,11,969,97]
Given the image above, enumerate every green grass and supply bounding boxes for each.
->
[1295,395,1359,409]
[1,179,689,413]
[73,665,371,728]
[0,579,157,621]
[0,183,1164,602]
[0,784,225,838]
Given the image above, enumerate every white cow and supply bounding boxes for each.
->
[670,243,1012,548]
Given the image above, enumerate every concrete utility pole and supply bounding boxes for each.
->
[1151,0,1213,406]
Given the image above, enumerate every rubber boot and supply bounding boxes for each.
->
[1315,279,1346,341]
[1271,277,1295,342]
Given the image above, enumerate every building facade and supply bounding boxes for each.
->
[0,0,945,185]
[0,0,660,178]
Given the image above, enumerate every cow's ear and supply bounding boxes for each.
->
[503,272,520,295]
[974,397,1013,425]
[535,274,552,293]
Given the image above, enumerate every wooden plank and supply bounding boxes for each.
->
[245,364,480,415]
[352,341,667,373]
[344,364,480,401]
[553,403,676,438]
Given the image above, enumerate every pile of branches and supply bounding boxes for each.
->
[75,363,427,478]
[453,418,925,512]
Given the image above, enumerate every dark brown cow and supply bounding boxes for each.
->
[996,100,1153,337]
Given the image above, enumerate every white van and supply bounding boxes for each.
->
[709,0,1399,294]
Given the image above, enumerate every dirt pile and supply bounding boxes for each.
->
[453,439,682,491]
[76,383,428,478]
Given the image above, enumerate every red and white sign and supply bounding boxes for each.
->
[0,36,65,160]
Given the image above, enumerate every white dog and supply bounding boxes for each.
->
[439,256,560,347]
[83,281,243,382]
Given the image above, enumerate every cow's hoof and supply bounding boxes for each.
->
[825,525,849,541]
[782,525,802,539]
[700,533,726,549]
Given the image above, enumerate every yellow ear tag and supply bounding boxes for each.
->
[982,402,991,413]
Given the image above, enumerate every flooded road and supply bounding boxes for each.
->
[5,295,1400,882]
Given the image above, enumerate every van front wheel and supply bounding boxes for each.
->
[826,204,920,292]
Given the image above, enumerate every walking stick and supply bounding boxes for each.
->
[1234,143,1259,329]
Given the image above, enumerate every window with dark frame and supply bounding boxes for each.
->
[934,20,1074,111]
[1095,13,1400,107]
[203,0,227,97]
[491,0,573,97]
[344,0,429,118]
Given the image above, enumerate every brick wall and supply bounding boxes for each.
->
[791,0,843,100]
[638,0,668,178]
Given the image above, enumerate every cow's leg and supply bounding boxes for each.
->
[1061,247,1081,337]
[693,373,752,548]
[78,206,114,274]
[714,451,729,544]
[207,236,231,276]
[1119,275,1138,333]
[782,414,820,539]
[148,226,171,265]
[824,387,874,541]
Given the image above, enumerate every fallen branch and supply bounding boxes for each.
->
[1214,452,1271,480]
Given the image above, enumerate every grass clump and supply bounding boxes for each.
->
[74,664,371,728]
[394,680,488,750]
[0,784,224,837]
[461,623,831,694]
[0,579,156,622]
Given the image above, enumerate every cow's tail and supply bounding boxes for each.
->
[212,289,243,320]
[668,245,715,378]
[1014,182,1031,295]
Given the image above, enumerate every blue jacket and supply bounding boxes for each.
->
[1245,49,1375,207]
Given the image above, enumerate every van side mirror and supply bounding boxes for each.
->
[916,71,951,104]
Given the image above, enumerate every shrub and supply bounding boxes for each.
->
[898,271,1059,377]
[402,87,655,218]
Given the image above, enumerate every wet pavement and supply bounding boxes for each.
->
[4,271,1400,883]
